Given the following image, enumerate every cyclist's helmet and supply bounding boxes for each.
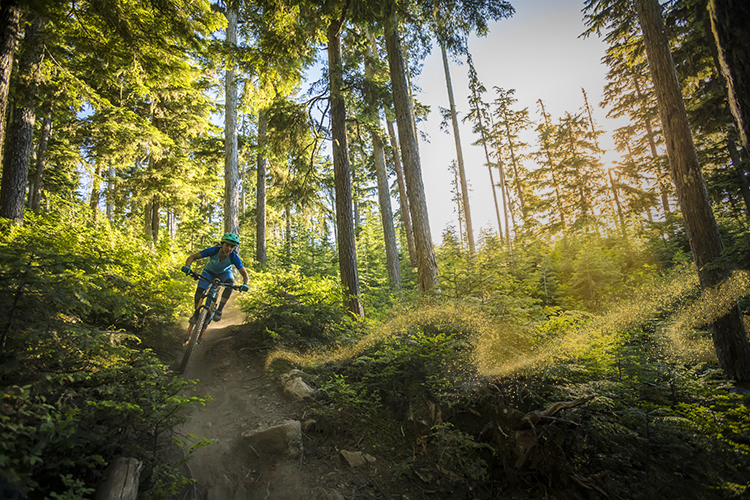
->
[221,232,240,246]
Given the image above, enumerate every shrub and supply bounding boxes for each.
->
[238,266,352,348]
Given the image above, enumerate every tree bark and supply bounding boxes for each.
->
[632,73,671,215]
[328,20,363,317]
[707,0,750,153]
[636,0,750,382]
[224,4,240,235]
[256,109,267,266]
[440,41,475,255]
[90,162,102,220]
[106,165,115,222]
[386,117,417,269]
[0,0,21,158]
[384,15,439,292]
[366,39,401,290]
[144,201,153,239]
[727,135,750,214]
[0,15,43,224]
[30,113,51,212]
[151,196,160,241]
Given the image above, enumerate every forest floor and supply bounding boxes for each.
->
[161,298,435,500]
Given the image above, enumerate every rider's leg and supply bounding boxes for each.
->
[213,277,235,321]
[217,285,233,311]
[194,270,216,315]
[194,287,205,311]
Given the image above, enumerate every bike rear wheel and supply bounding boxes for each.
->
[178,306,209,374]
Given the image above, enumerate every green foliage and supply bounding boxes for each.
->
[298,282,750,498]
[427,422,494,483]
[0,204,205,498]
[238,266,353,347]
[0,202,187,338]
[0,326,204,499]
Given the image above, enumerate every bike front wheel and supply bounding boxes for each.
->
[178,306,209,374]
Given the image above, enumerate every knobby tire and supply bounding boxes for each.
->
[178,306,209,374]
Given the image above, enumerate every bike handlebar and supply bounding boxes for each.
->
[183,268,244,291]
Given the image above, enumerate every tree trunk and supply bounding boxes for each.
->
[0,0,21,158]
[144,202,153,239]
[538,100,567,233]
[366,39,401,289]
[384,15,439,292]
[608,169,626,237]
[224,4,240,235]
[90,163,102,220]
[636,0,750,382]
[106,165,115,222]
[727,135,750,214]
[386,118,417,269]
[328,20,363,317]
[151,196,160,241]
[491,108,512,251]
[440,41,475,255]
[707,0,750,152]
[632,73,671,215]
[256,109,267,266]
[467,56,504,241]
[30,113,51,212]
[0,15,43,224]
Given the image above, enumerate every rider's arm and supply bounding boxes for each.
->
[185,252,203,266]
[239,266,249,285]
[186,246,219,267]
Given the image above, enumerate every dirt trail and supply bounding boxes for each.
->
[171,298,396,500]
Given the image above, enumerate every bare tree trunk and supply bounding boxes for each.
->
[707,0,750,153]
[89,162,102,220]
[223,4,240,235]
[386,118,417,268]
[384,15,439,292]
[0,15,43,224]
[167,210,175,239]
[30,113,51,212]
[440,41,475,255]
[256,109,267,266]
[151,196,160,242]
[144,202,153,239]
[0,0,21,158]
[366,38,401,289]
[106,165,115,222]
[636,0,750,382]
[328,20,363,316]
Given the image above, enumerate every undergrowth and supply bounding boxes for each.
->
[251,275,750,499]
[0,206,206,499]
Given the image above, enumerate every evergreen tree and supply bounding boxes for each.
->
[384,11,439,293]
[635,0,750,381]
[464,53,505,242]
[0,13,44,223]
[707,0,750,154]
[489,87,532,226]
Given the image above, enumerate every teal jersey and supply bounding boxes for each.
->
[199,246,244,275]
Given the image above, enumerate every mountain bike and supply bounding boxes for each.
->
[177,269,242,374]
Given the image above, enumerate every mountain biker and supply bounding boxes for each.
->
[181,232,250,322]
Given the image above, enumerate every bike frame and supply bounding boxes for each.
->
[177,270,240,374]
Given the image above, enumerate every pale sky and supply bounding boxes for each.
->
[414,0,629,242]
